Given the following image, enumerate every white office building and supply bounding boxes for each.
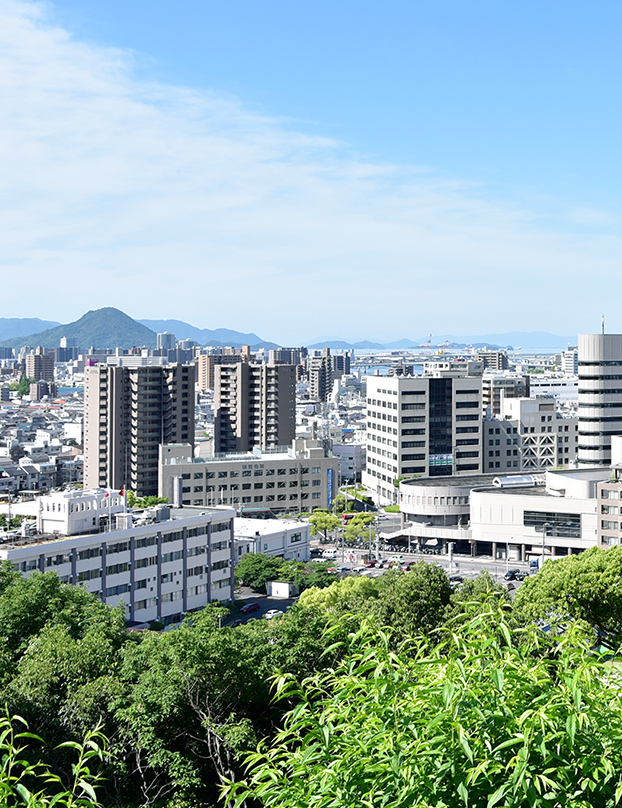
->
[0,489,235,626]
[363,372,483,506]
[578,333,622,467]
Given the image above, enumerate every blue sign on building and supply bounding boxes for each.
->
[327,468,334,507]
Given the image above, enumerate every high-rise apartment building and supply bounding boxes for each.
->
[157,332,176,351]
[363,373,483,505]
[481,372,530,417]
[197,353,245,392]
[25,347,54,381]
[214,363,295,453]
[84,363,195,497]
[577,333,622,467]
[308,349,333,402]
[477,350,509,371]
[562,347,579,375]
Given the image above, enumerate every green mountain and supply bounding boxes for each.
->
[0,308,157,350]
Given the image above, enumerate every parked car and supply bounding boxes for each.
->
[264,609,284,620]
[240,602,261,614]
[448,575,464,583]
[516,571,530,581]
[504,569,520,581]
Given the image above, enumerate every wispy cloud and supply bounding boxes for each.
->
[0,0,620,342]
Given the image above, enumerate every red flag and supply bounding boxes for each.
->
[119,486,125,496]
[104,492,109,498]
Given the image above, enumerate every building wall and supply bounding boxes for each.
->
[84,364,195,497]
[1,507,236,626]
[234,517,310,561]
[578,333,622,466]
[362,374,483,506]
[214,363,296,453]
[159,443,337,513]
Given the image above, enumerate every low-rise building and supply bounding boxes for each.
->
[234,517,310,562]
[159,440,338,513]
[0,489,235,626]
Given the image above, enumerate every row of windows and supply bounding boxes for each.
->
[187,467,316,479]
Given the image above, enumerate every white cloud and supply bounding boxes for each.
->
[0,0,621,342]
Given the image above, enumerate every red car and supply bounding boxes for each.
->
[240,602,261,614]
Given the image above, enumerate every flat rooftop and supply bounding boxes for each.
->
[402,474,503,489]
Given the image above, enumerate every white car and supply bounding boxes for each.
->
[264,609,285,620]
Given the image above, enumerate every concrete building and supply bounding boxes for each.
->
[308,349,333,402]
[214,363,296,453]
[0,489,235,626]
[577,333,622,467]
[483,397,578,473]
[84,363,195,498]
[234,517,310,562]
[196,353,247,392]
[157,332,176,352]
[29,381,58,401]
[477,350,509,371]
[159,440,338,513]
[332,442,366,482]
[25,347,54,382]
[562,348,578,375]
[398,467,609,561]
[528,374,578,403]
[481,372,530,417]
[363,372,483,506]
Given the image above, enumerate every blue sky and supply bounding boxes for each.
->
[1,0,621,343]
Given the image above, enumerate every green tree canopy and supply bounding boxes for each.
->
[513,546,622,645]
[225,611,622,808]
[308,511,341,540]
[235,553,285,592]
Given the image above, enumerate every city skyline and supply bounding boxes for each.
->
[2,1,622,343]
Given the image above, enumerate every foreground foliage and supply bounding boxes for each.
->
[225,610,622,808]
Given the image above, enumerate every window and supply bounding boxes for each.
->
[106,584,129,597]
[242,470,251,477]
[266,469,275,476]
[311,467,321,474]
[278,468,286,476]
[135,556,157,568]
[218,471,228,478]
[312,492,321,499]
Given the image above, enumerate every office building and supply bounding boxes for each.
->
[308,349,333,402]
[577,333,622,466]
[25,347,54,381]
[159,440,337,513]
[0,488,235,626]
[84,363,195,497]
[363,372,483,506]
[562,348,578,375]
[214,363,295,453]
[483,397,578,473]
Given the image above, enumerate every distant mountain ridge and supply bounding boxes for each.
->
[0,310,279,351]
[0,318,60,341]
[0,308,157,350]
[308,332,576,350]
[137,319,277,350]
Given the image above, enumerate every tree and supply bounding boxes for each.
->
[308,512,341,541]
[344,512,374,543]
[225,611,622,808]
[369,563,451,643]
[235,553,285,592]
[513,546,622,645]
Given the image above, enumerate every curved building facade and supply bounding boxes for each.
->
[578,334,622,466]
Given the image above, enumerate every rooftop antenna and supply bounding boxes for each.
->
[602,314,605,335]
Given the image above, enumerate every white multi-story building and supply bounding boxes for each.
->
[363,372,483,506]
[0,489,235,626]
[483,397,578,473]
[159,440,338,513]
[578,333,622,467]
